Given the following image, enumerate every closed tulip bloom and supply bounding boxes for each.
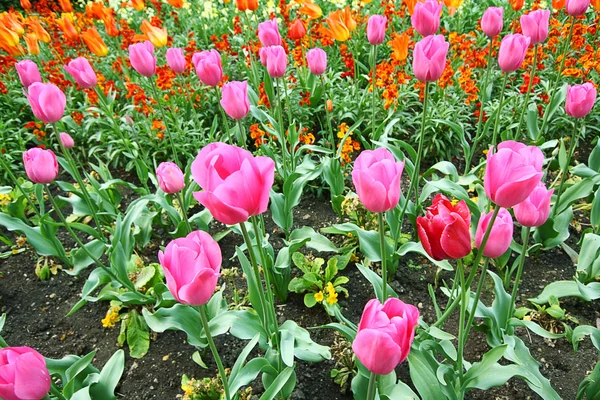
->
[57,13,79,41]
[298,1,322,19]
[411,0,443,37]
[520,10,550,44]
[237,0,258,11]
[158,231,221,306]
[498,34,530,73]
[24,33,40,56]
[475,208,513,258]
[259,45,287,78]
[194,49,223,86]
[191,142,275,225]
[15,60,41,88]
[0,346,51,400]
[22,148,59,184]
[417,194,471,261]
[514,184,554,227]
[565,82,597,118]
[29,19,50,43]
[288,19,306,40]
[509,0,524,10]
[351,148,404,213]
[64,57,97,89]
[166,47,186,74]
[220,81,250,120]
[412,34,449,82]
[129,41,156,77]
[258,18,281,46]
[390,32,410,62]
[156,162,185,194]
[306,47,327,75]
[20,0,31,9]
[81,27,108,57]
[25,82,66,124]
[367,15,387,45]
[481,7,504,37]
[352,298,419,375]
[58,0,73,12]
[60,132,74,148]
[553,0,567,9]
[566,0,590,15]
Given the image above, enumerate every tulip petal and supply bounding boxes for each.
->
[178,268,219,306]
[14,352,50,399]
[440,215,472,259]
[352,329,402,375]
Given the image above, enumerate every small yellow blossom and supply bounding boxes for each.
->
[314,291,324,303]
[325,282,338,305]
[101,306,121,328]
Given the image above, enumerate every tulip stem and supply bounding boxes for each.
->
[320,76,335,150]
[215,86,231,143]
[50,382,67,400]
[456,258,466,381]
[150,79,180,167]
[236,120,247,150]
[275,79,288,179]
[490,73,509,151]
[199,305,231,400]
[366,372,377,400]
[0,154,42,220]
[413,81,429,210]
[370,44,378,140]
[552,119,581,217]
[505,227,531,332]
[378,212,388,301]
[515,44,539,140]
[176,192,192,234]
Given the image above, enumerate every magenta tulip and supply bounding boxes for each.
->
[475,208,513,258]
[259,45,287,78]
[14,60,41,88]
[156,161,185,194]
[60,132,74,148]
[367,15,387,45]
[220,81,250,120]
[520,10,550,44]
[194,49,223,86]
[166,47,186,74]
[352,298,419,375]
[411,0,443,37]
[351,148,404,213]
[22,148,59,184]
[25,82,66,124]
[481,7,504,37]
[158,230,221,306]
[306,48,327,75]
[258,18,281,46]
[0,346,51,400]
[565,82,597,118]
[513,184,554,227]
[64,57,97,89]
[498,34,530,73]
[191,142,275,225]
[566,0,590,16]
[412,34,449,82]
[128,41,156,77]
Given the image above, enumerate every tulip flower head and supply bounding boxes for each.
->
[298,0,322,20]
[390,32,410,62]
[306,48,327,75]
[566,0,590,16]
[367,15,387,45]
[220,81,250,120]
[156,162,185,194]
[57,13,79,41]
[513,184,554,227]
[498,34,530,73]
[0,347,51,400]
[193,49,223,86]
[520,10,550,44]
[15,59,41,88]
[129,41,156,77]
[81,27,108,57]
[258,18,281,46]
[481,7,504,38]
[64,57,97,89]
[412,34,449,82]
[60,132,75,148]
[565,82,597,118]
[24,33,40,55]
[411,0,443,37]
[475,208,513,258]
[136,19,168,48]
[288,19,306,40]
[25,82,66,124]
[166,47,186,74]
[23,148,59,184]
[259,45,287,78]
[324,10,351,41]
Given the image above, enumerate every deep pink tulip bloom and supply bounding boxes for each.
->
[22,148,59,184]
[565,82,597,118]
[367,15,387,45]
[306,48,327,75]
[194,49,223,86]
[411,0,443,37]
[60,132,74,148]
[25,82,66,124]
[0,346,51,400]
[520,10,550,44]
[220,81,250,120]
[417,194,471,261]
[258,18,281,46]
[498,34,530,73]
[352,298,419,375]
[156,161,185,194]
[166,47,186,74]
[158,230,221,306]
[128,41,156,77]
[514,184,554,227]
[351,148,404,213]
[412,34,449,82]
[475,208,513,258]
[14,60,41,88]
[259,45,287,78]
[64,57,97,89]
[191,142,275,225]
[566,0,590,16]
[481,7,504,37]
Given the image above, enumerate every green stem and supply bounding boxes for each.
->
[413,81,429,210]
[505,227,531,331]
[199,306,231,400]
[490,73,509,150]
[366,372,377,400]
[462,257,491,347]
[552,119,581,217]
[378,212,388,302]
[456,259,467,381]
[515,44,539,140]
[275,79,288,179]
[150,79,179,167]
[371,44,378,140]
[50,383,67,400]
[176,192,192,234]
[0,154,41,220]
[215,86,232,143]
[237,119,247,150]
[321,75,335,150]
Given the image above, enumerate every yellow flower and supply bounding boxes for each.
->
[325,282,338,305]
[314,291,324,303]
[101,306,121,328]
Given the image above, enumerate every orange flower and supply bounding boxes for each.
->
[0,13,24,36]
[57,13,79,41]
[82,26,108,56]
[289,19,306,40]
[342,6,357,32]
[28,19,51,43]
[324,10,350,41]
[591,0,599,9]
[102,14,119,37]
[404,0,424,15]
[24,32,39,55]
[508,0,524,11]
[135,19,168,47]
[165,0,184,7]
[552,0,566,8]
[0,23,20,48]
[236,0,258,11]
[20,0,32,10]
[298,0,322,20]
[130,0,145,10]
[390,32,409,62]
[86,2,107,19]
[444,0,462,16]
[58,0,73,13]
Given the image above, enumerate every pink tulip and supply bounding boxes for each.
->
[25,82,66,124]
[0,346,51,400]
[166,47,186,74]
[60,132,74,148]
[258,18,281,46]
[566,0,590,16]
[411,0,443,37]
[128,41,156,77]
[481,7,504,38]
[306,48,327,75]
[22,148,59,184]
[194,49,223,86]
[156,162,185,194]
[259,45,287,78]
[352,298,419,375]
[513,184,554,227]
[565,82,597,118]
[498,34,530,73]
[220,81,250,120]
[158,230,221,306]
[191,142,275,225]
[475,208,513,258]
[14,60,41,88]
[351,148,404,213]
[520,10,550,44]
[412,34,449,82]
[367,15,387,45]
[64,57,97,89]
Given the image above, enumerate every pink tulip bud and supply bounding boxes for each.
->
[412,34,449,82]
[520,9,550,45]
[15,60,41,88]
[481,7,504,37]
[306,48,327,75]
[367,15,387,45]
[166,47,186,74]
[156,161,185,194]
[411,0,443,37]
[498,34,530,73]
[22,147,59,184]
[194,49,223,86]
[566,0,590,16]
[158,230,221,306]
[25,82,66,124]
[259,45,287,78]
[565,82,597,118]
[352,298,419,375]
[0,346,51,400]
[514,184,554,227]
[128,41,156,77]
[60,132,74,148]
[258,18,281,47]
[64,57,97,89]
[220,81,250,120]
[351,148,405,213]
[475,208,513,258]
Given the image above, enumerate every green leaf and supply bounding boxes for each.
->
[408,348,446,400]
[325,257,338,283]
[0,212,66,261]
[527,103,540,141]
[462,345,508,389]
[529,280,600,303]
[356,263,398,300]
[278,320,331,363]
[534,206,573,249]
[88,350,125,400]
[126,309,150,358]
[304,293,318,307]
[260,367,295,400]
[397,241,453,271]
[289,226,339,253]
[555,178,595,216]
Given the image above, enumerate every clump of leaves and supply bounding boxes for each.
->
[330,331,357,393]
[35,256,62,280]
[181,373,253,400]
[517,295,579,334]
[341,194,378,231]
